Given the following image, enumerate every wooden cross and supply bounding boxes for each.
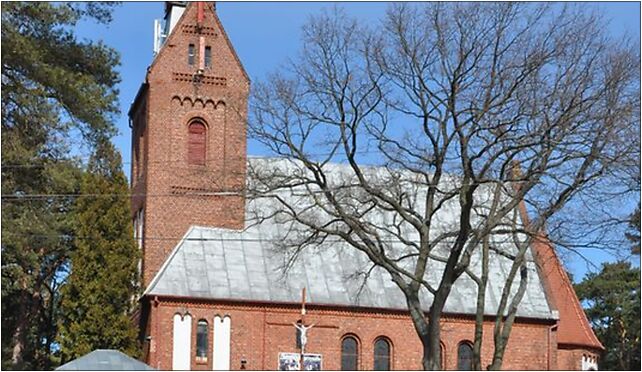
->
[297,288,312,371]
[301,287,306,320]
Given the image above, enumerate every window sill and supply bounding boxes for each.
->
[195,357,208,365]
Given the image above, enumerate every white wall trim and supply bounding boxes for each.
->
[581,354,598,371]
[172,313,192,370]
[213,315,231,370]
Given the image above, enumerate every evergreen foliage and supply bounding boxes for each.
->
[626,204,640,255]
[58,141,141,362]
[575,261,641,371]
[1,2,121,369]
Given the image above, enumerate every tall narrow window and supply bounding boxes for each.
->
[341,336,358,370]
[196,320,208,361]
[134,125,140,179]
[373,338,391,370]
[188,43,195,65]
[136,208,144,250]
[204,46,211,67]
[134,208,144,275]
[457,342,473,371]
[188,121,206,165]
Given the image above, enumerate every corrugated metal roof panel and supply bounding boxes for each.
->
[146,223,554,319]
[145,159,555,320]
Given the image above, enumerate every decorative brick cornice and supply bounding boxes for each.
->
[181,24,217,36]
[170,95,226,110]
[169,185,244,195]
[172,72,227,86]
[144,294,557,326]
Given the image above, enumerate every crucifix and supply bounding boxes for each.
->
[293,288,314,370]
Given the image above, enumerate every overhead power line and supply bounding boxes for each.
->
[0,150,392,169]
[1,191,244,201]
[5,232,429,244]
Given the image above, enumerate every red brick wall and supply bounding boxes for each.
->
[130,2,249,287]
[144,298,564,371]
[558,349,581,370]
[557,347,600,370]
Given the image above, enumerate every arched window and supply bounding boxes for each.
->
[457,342,473,370]
[341,336,359,370]
[373,338,391,370]
[196,319,208,360]
[188,120,206,165]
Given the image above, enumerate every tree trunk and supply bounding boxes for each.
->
[424,287,454,370]
[472,237,489,370]
[489,264,529,370]
[12,325,25,367]
[405,292,444,370]
[44,287,57,371]
[11,293,31,367]
[472,287,486,370]
[415,311,444,370]
[425,311,443,370]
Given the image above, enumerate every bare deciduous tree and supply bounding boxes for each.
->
[248,3,639,370]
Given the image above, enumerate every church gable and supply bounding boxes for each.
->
[149,2,249,87]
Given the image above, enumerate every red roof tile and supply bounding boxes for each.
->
[530,235,604,350]
[517,199,604,351]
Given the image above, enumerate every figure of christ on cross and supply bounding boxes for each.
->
[293,288,315,370]
[294,321,315,354]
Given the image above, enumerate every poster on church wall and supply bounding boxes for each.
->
[303,354,322,371]
[278,353,300,371]
[278,353,323,371]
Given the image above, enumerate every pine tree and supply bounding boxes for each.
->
[58,141,141,361]
[626,203,640,255]
[575,261,641,370]
[1,2,120,368]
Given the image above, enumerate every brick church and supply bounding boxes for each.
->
[129,2,603,370]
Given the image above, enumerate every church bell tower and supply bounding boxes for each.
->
[129,1,249,287]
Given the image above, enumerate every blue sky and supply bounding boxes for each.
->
[75,1,640,280]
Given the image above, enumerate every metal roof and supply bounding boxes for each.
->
[145,158,556,320]
[56,350,155,371]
